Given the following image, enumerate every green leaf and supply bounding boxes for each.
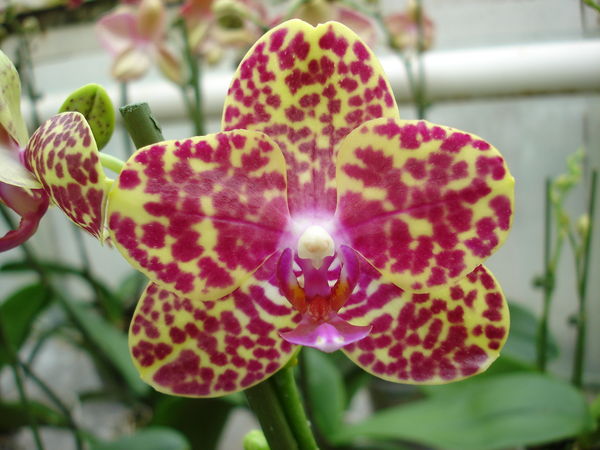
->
[332,373,593,450]
[324,351,373,406]
[2,260,124,323]
[151,397,234,450]
[0,400,67,432]
[59,83,115,150]
[591,394,600,420]
[303,348,346,438]
[61,297,148,396]
[0,283,50,366]
[116,270,147,309]
[90,427,190,450]
[503,301,559,364]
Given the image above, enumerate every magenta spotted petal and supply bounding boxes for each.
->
[25,112,109,239]
[222,19,399,217]
[335,118,514,292]
[129,255,300,397]
[340,262,509,384]
[107,130,291,301]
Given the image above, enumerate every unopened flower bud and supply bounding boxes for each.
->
[214,0,249,29]
[243,430,269,450]
[59,84,115,150]
[138,0,165,39]
[577,214,590,240]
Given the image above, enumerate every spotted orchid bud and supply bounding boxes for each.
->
[59,84,115,150]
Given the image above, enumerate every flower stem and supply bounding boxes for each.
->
[368,1,429,119]
[571,169,597,387]
[119,103,165,148]
[536,178,553,372]
[178,20,205,136]
[99,153,125,173]
[19,360,84,450]
[120,83,134,156]
[271,361,318,450]
[0,305,45,450]
[245,381,299,450]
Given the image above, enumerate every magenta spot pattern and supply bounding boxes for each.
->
[222,20,399,218]
[340,263,508,383]
[25,112,107,238]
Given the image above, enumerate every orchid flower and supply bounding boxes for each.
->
[286,0,377,46]
[28,20,514,398]
[0,50,114,251]
[180,0,266,64]
[384,0,435,52]
[96,0,182,83]
[0,50,49,251]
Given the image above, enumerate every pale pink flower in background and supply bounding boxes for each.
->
[281,0,378,46]
[181,0,265,64]
[384,0,435,52]
[96,0,182,82]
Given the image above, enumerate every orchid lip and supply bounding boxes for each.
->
[280,315,372,353]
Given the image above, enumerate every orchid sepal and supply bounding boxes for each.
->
[222,19,400,218]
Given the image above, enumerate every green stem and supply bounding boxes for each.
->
[99,153,125,173]
[120,82,134,156]
[0,308,45,450]
[19,360,84,450]
[178,20,204,136]
[119,103,165,148]
[583,0,600,13]
[536,178,553,372]
[271,361,318,450]
[245,381,299,450]
[572,169,598,387]
[369,3,428,119]
[414,0,428,119]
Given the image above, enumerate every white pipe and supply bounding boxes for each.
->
[28,39,600,122]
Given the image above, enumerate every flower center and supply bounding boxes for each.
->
[276,244,372,353]
[296,225,334,269]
